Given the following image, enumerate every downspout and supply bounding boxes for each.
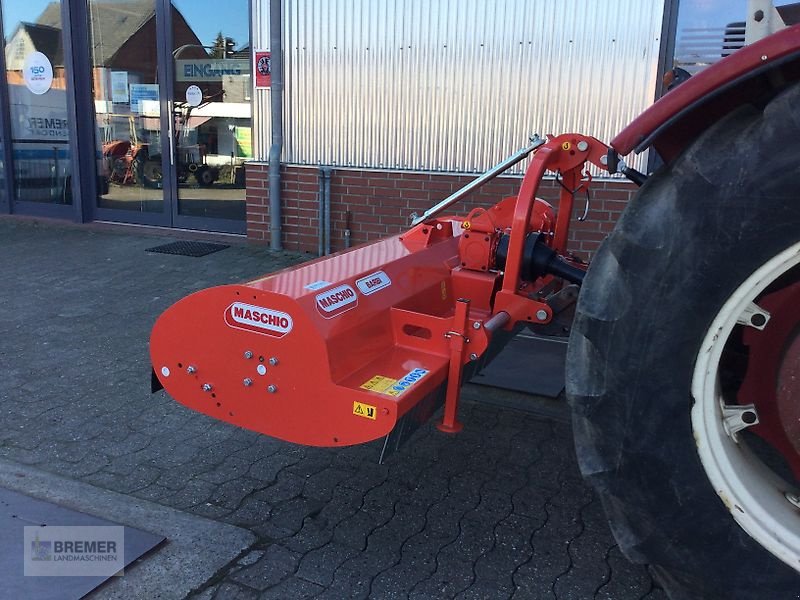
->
[318,167,325,256]
[268,0,283,251]
[317,166,333,255]
[323,167,332,255]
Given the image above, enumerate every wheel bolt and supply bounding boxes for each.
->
[187,365,196,374]
[243,378,253,387]
[244,351,253,359]
[202,383,213,392]
[267,385,278,393]
[269,357,279,366]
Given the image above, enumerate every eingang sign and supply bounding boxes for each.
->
[176,59,250,82]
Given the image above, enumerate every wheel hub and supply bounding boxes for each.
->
[692,241,800,574]
[777,330,800,457]
[737,280,800,477]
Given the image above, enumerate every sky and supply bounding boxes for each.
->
[3,0,52,37]
[3,0,249,48]
[172,0,250,49]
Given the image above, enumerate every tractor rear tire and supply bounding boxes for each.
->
[139,160,163,188]
[567,83,800,599]
[195,165,217,187]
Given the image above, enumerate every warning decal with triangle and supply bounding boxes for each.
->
[352,401,377,420]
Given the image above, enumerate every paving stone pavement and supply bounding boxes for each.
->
[0,218,666,599]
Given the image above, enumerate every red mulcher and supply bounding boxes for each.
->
[152,24,800,599]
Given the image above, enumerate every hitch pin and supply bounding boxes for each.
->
[578,189,590,222]
[444,331,470,342]
[557,169,592,222]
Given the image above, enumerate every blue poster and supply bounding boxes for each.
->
[129,84,159,114]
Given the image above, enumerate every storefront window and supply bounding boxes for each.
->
[88,0,163,213]
[87,0,250,226]
[171,0,251,222]
[675,1,800,74]
[3,1,71,204]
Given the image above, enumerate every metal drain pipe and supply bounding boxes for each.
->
[323,167,332,255]
[318,168,325,256]
[268,0,283,251]
[317,167,333,256]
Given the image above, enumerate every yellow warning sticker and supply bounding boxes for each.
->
[360,375,397,394]
[353,401,377,420]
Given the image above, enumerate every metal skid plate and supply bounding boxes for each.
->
[470,334,567,398]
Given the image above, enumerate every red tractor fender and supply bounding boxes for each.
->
[612,24,800,163]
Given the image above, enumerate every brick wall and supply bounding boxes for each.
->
[245,163,636,260]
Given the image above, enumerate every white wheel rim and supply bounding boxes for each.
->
[692,241,800,572]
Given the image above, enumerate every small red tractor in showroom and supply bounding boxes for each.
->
[151,22,800,600]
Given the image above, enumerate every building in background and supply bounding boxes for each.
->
[0,0,790,256]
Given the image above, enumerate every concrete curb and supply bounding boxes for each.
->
[0,458,255,599]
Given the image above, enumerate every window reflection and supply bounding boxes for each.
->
[3,2,71,204]
[89,0,164,212]
[172,0,251,222]
[675,1,800,74]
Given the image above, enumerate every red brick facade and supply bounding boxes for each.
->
[245,163,636,259]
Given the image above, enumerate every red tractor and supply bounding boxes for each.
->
[151,23,800,599]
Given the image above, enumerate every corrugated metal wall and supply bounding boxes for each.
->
[253,0,665,174]
[251,1,270,160]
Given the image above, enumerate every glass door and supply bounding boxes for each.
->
[87,0,250,232]
[88,0,168,225]
[169,0,250,232]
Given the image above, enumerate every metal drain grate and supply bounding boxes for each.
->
[146,240,229,257]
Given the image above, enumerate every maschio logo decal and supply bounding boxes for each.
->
[225,302,293,337]
[315,284,358,318]
[356,271,392,296]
